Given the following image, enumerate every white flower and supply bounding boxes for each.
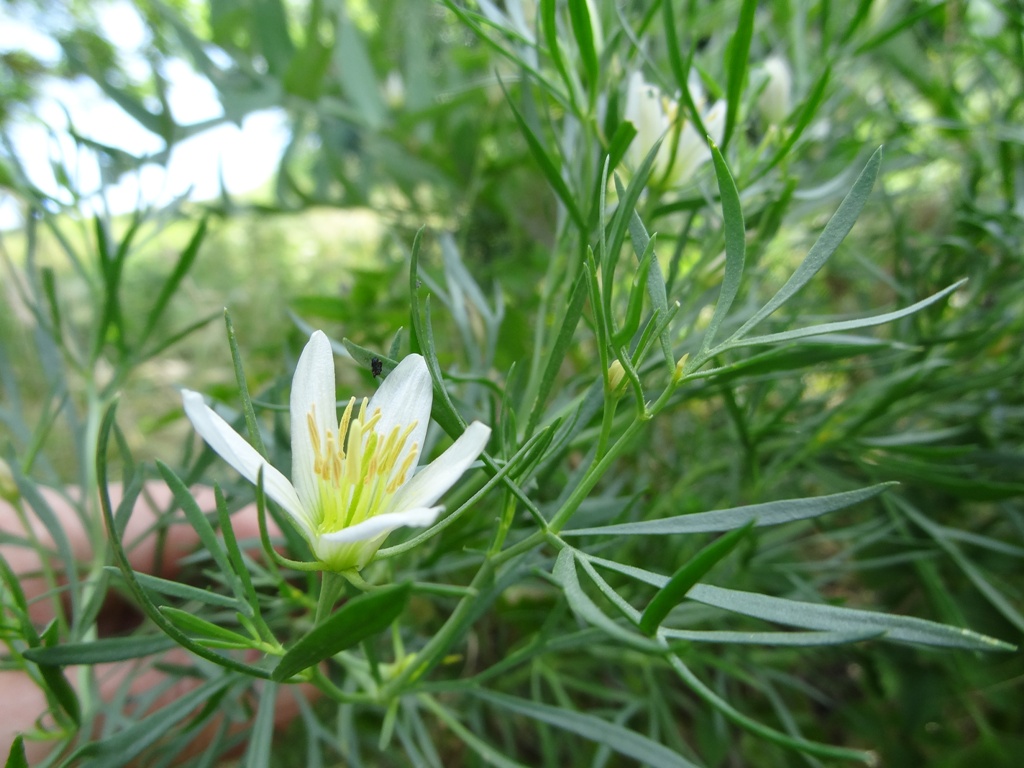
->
[182,331,491,571]
[757,56,792,126]
[623,72,726,188]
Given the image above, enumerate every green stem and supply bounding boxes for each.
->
[315,571,344,624]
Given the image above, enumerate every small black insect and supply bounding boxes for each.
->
[371,357,383,378]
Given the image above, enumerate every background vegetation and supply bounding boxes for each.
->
[1,0,1022,766]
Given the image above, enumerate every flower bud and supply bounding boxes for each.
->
[758,56,792,126]
[672,354,690,385]
[608,360,626,394]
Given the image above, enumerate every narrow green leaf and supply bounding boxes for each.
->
[615,176,673,366]
[500,80,586,229]
[661,0,688,95]
[728,148,883,343]
[552,549,661,652]
[852,1,944,55]
[251,0,295,76]
[40,267,64,345]
[540,0,572,100]
[603,121,637,182]
[755,66,831,181]
[104,567,240,609]
[74,676,231,768]
[97,404,272,679]
[139,217,206,352]
[10,473,80,619]
[343,338,397,378]
[567,0,598,91]
[612,236,654,347]
[224,310,267,456]
[590,556,1016,651]
[24,635,176,666]
[721,280,965,351]
[418,695,531,768]
[159,607,257,648]
[659,628,882,646]
[566,484,893,536]
[525,270,588,437]
[699,142,746,354]
[38,623,80,727]
[0,555,36,643]
[407,231,471,439]
[897,498,1024,633]
[156,460,240,598]
[214,485,261,621]
[640,520,755,635]
[474,690,702,768]
[724,0,757,146]
[273,583,412,681]
[242,682,278,768]
[335,7,386,128]
[4,736,28,768]
[668,655,875,764]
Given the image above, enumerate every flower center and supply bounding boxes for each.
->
[307,397,419,534]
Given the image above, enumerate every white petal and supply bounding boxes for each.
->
[391,421,490,511]
[624,72,669,173]
[704,100,727,145]
[182,390,314,536]
[366,353,432,464]
[317,506,442,545]
[290,331,337,516]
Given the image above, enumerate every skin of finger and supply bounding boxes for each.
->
[1,482,298,761]
[2,650,313,764]
[1,481,280,622]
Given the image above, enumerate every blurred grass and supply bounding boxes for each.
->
[1,207,386,471]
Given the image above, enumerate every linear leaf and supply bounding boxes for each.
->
[659,628,882,646]
[23,635,176,666]
[138,217,206,352]
[159,607,256,648]
[616,176,673,366]
[567,0,598,90]
[587,557,1015,651]
[104,568,240,609]
[640,520,755,634]
[724,0,757,146]
[552,549,661,651]
[700,141,746,354]
[525,270,588,437]
[728,148,883,342]
[156,460,241,598]
[74,676,231,768]
[273,582,412,681]
[687,584,1017,651]
[38,623,80,727]
[4,736,28,768]
[566,484,893,536]
[721,280,964,351]
[500,80,585,229]
[474,690,702,768]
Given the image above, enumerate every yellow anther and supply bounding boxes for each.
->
[388,444,419,493]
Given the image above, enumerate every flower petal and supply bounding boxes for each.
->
[366,353,432,465]
[624,72,669,173]
[391,421,490,512]
[290,331,337,516]
[182,390,313,536]
[316,506,443,545]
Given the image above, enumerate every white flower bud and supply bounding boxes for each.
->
[758,56,792,126]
